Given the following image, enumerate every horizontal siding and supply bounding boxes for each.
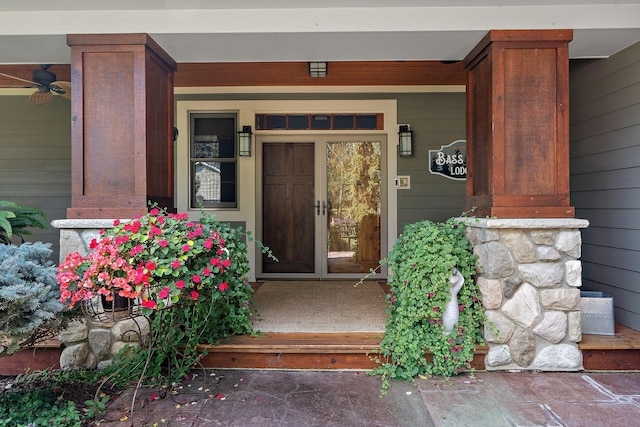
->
[571,188,640,209]
[575,208,640,229]
[581,244,639,273]
[570,102,640,141]
[571,167,640,191]
[571,144,640,174]
[396,92,467,232]
[581,227,640,252]
[570,41,640,331]
[0,96,71,261]
[571,125,640,157]
[571,75,640,122]
[175,90,468,234]
[570,48,640,96]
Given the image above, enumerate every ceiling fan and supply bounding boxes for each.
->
[0,65,71,106]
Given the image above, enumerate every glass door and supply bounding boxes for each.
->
[324,140,383,275]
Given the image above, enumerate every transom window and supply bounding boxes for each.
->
[256,113,383,130]
[190,113,237,208]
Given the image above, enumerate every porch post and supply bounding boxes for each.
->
[463,29,574,218]
[462,30,588,371]
[65,33,177,219]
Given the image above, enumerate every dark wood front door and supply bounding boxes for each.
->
[262,143,315,273]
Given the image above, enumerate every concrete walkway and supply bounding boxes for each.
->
[98,370,640,426]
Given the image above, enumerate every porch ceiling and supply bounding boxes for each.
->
[0,1,638,65]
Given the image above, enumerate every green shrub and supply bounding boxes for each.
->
[371,217,485,395]
[0,201,48,245]
[0,369,106,426]
[0,242,66,356]
[0,388,82,427]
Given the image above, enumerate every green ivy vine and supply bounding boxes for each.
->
[372,217,485,395]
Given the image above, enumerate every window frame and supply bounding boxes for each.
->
[189,112,239,209]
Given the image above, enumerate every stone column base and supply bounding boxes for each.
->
[461,218,589,371]
[53,218,149,370]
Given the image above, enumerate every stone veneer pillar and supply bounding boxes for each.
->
[52,219,149,370]
[462,218,589,371]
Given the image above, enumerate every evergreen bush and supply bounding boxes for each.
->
[0,242,66,356]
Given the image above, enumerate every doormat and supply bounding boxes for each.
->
[251,281,389,333]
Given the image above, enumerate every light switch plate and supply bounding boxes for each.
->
[396,176,410,189]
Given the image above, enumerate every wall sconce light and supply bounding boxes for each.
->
[238,125,253,157]
[398,124,413,157]
[309,62,328,78]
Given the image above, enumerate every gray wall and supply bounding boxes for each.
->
[396,92,467,232]
[0,96,71,261]
[569,41,640,331]
[0,91,466,263]
[176,91,469,235]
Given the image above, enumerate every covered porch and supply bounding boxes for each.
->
[0,2,639,375]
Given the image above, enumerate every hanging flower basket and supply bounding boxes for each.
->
[57,207,233,317]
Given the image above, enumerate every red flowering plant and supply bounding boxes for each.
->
[57,207,237,315]
[57,206,269,390]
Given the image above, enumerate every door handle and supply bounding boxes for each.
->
[314,201,320,215]
[322,201,327,216]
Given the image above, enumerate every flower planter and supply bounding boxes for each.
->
[101,293,132,312]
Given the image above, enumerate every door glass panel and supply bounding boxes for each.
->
[326,141,381,274]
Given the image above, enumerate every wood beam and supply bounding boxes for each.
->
[65,33,176,219]
[174,61,465,87]
[463,29,575,218]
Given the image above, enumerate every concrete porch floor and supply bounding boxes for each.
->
[98,370,640,426]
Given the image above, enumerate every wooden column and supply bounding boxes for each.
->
[463,30,574,218]
[66,34,177,219]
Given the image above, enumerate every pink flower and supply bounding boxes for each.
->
[188,228,203,238]
[190,291,199,300]
[171,259,181,268]
[150,208,160,216]
[192,275,201,283]
[141,299,157,309]
[149,226,162,237]
[124,221,141,233]
[203,267,211,276]
[204,239,213,249]
[145,260,156,271]
[175,280,185,289]
[219,282,228,292]
[158,286,170,299]
[182,244,191,253]
[115,235,129,245]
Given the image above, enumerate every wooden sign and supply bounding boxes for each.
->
[429,140,466,180]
